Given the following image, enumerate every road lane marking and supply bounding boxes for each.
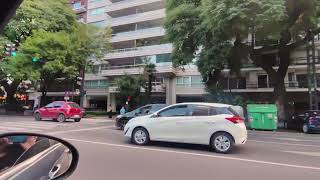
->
[284,151,320,157]
[65,138,320,171]
[249,140,320,148]
[49,126,114,135]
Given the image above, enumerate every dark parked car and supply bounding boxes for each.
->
[115,104,167,130]
[287,110,320,133]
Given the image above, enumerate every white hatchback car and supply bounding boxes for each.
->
[124,103,247,153]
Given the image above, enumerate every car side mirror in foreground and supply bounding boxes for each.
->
[0,133,79,180]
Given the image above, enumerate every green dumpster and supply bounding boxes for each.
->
[247,104,278,130]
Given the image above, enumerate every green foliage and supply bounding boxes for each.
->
[3,0,77,44]
[114,75,145,105]
[0,0,111,106]
[165,0,320,89]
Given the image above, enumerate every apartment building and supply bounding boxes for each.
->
[82,0,320,112]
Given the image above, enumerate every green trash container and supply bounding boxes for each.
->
[247,104,278,130]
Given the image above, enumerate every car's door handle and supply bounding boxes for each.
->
[205,122,215,124]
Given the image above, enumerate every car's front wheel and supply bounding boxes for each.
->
[211,132,234,154]
[302,123,309,133]
[34,113,41,121]
[75,118,81,122]
[131,127,150,145]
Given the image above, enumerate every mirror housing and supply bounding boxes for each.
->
[0,133,79,180]
[151,113,160,118]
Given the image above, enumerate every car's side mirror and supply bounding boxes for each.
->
[292,116,295,119]
[0,133,79,180]
[151,113,160,118]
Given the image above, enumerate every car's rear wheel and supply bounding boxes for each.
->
[302,123,309,133]
[75,118,81,122]
[34,113,41,121]
[57,114,66,123]
[211,132,234,154]
[131,127,150,145]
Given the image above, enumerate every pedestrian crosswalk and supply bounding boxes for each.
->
[0,118,114,133]
[0,121,69,133]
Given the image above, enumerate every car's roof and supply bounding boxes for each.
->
[173,102,232,107]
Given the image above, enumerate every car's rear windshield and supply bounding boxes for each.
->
[68,103,81,108]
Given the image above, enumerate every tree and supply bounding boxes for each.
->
[114,75,145,107]
[69,24,111,107]
[143,63,156,103]
[0,0,78,108]
[3,0,76,45]
[1,0,111,107]
[165,0,320,121]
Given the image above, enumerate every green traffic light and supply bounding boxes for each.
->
[32,57,39,62]
[11,52,17,57]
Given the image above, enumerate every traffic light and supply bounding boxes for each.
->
[32,57,40,62]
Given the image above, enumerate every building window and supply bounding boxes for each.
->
[73,2,82,9]
[156,54,171,63]
[85,80,108,89]
[258,75,269,88]
[89,7,105,16]
[176,76,203,87]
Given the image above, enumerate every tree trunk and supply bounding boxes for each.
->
[273,79,288,124]
[147,74,152,104]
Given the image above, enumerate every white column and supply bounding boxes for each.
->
[108,93,116,111]
[165,77,176,105]
[83,95,90,108]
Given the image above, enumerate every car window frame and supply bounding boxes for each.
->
[189,105,210,116]
[157,105,189,117]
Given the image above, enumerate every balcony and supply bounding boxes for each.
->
[225,80,320,92]
[88,0,111,10]
[111,9,165,27]
[106,0,162,13]
[111,27,165,43]
[100,63,175,76]
[109,82,166,93]
[104,43,172,60]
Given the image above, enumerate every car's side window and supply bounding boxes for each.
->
[45,103,54,108]
[191,105,209,116]
[158,105,188,117]
[209,107,233,115]
[53,103,62,108]
[141,106,151,115]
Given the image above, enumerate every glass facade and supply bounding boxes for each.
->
[89,7,105,16]
[85,80,108,89]
[176,76,203,86]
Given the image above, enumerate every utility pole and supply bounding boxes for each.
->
[311,32,319,110]
[79,66,85,108]
[307,41,313,110]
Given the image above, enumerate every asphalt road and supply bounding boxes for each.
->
[1,115,320,180]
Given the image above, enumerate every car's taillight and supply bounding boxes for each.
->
[226,116,244,124]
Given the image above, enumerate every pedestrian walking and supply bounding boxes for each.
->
[120,106,126,115]
[107,104,113,119]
